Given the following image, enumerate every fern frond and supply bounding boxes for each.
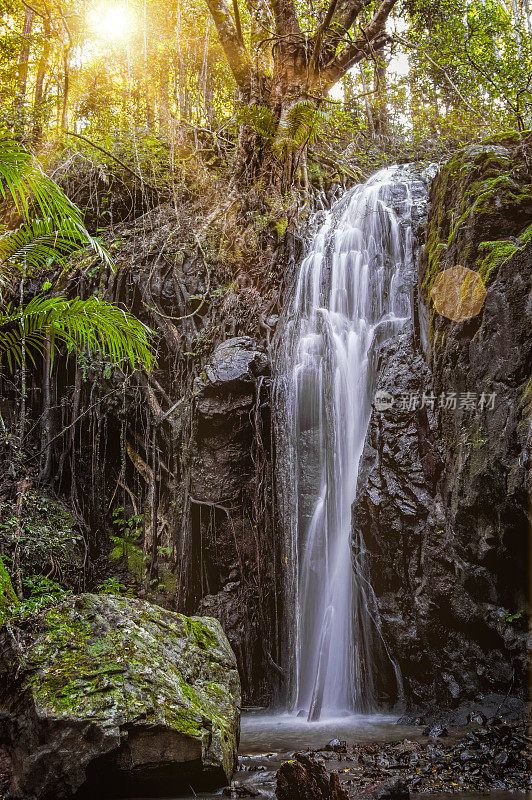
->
[233,105,278,142]
[0,295,154,371]
[275,100,331,156]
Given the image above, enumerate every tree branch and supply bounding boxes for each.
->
[309,0,339,73]
[393,34,480,116]
[232,0,244,43]
[205,0,253,93]
[322,0,397,87]
[65,131,159,192]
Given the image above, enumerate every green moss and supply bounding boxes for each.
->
[484,130,522,144]
[477,240,518,281]
[184,616,219,651]
[477,221,532,282]
[17,594,239,773]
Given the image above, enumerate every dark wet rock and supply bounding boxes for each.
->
[344,720,530,795]
[195,336,270,393]
[189,336,278,705]
[354,136,531,716]
[325,739,348,753]
[365,778,410,800]
[0,746,11,796]
[0,594,240,799]
[467,711,487,725]
[223,782,261,796]
[422,725,448,739]
[276,753,350,800]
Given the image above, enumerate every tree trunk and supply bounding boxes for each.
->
[39,334,52,483]
[205,0,397,188]
[373,54,388,137]
[32,17,51,144]
[15,7,35,131]
[61,46,70,132]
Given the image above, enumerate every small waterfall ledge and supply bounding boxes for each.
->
[275,164,434,721]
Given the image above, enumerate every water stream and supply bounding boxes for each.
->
[120,167,523,800]
[277,165,422,719]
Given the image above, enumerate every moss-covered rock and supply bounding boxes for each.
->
[0,593,240,798]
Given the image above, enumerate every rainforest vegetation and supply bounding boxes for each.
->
[0,0,531,637]
[0,0,531,648]
[0,2,530,796]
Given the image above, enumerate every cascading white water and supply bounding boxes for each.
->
[279,166,419,721]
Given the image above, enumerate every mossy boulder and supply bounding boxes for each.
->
[0,593,240,799]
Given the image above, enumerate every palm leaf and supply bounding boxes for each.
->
[0,219,100,277]
[0,295,154,371]
[0,139,112,288]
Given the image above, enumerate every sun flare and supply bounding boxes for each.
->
[90,4,131,41]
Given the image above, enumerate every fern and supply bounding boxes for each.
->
[275,99,331,156]
[0,295,154,372]
[232,101,330,158]
[233,105,278,143]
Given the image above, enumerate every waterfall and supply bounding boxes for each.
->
[277,165,426,720]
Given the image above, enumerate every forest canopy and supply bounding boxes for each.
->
[0,0,530,180]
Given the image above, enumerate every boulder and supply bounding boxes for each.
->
[276,753,350,800]
[0,593,240,799]
[199,336,269,390]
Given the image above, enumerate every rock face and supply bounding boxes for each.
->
[0,594,240,799]
[188,336,281,705]
[354,137,531,719]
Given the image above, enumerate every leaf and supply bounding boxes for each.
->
[0,295,154,372]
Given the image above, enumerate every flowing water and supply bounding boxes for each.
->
[120,167,523,800]
[277,165,424,720]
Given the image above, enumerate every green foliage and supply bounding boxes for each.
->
[0,294,154,371]
[407,0,532,133]
[0,573,71,626]
[0,139,154,372]
[275,100,331,156]
[0,552,18,613]
[0,139,111,288]
[233,105,277,143]
[110,507,147,581]
[233,100,331,158]
[0,489,82,585]
[97,577,133,596]
[503,611,523,623]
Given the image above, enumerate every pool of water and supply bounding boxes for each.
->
[122,712,526,800]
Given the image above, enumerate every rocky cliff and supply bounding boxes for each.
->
[354,136,531,720]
